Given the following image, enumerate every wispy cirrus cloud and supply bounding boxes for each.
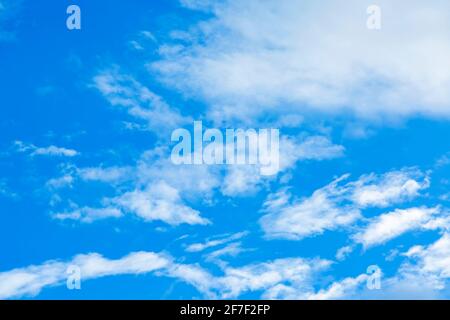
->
[185,231,248,252]
[92,68,191,135]
[260,175,361,240]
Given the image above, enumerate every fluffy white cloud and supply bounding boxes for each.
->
[112,181,210,225]
[260,176,361,240]
[221,165,265,196]
[349,170,429,208]
[153,0,450,123]
[260,169,429,240]
[335,245,354,261]
[353,207,443,248]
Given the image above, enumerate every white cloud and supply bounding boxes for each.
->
[46,175,74,189]
[15,141,79,157]
[47,133,344,225]
[260,169,429,240]
[349,169,429,208]
[335,245,354,261]
[316,233,450,299]
[260,176,361,240]
[436,152,450,169]
[164,255,333,299]
[165,263,217,298]
[352,233,450,299]
[0,251,170,299]
[221,165,265,196]
[221,135,344,196]
[277,135,344,175]
[353,207,442,248]
[153,0,450,123]
[136,148,221,200]
[281,136,345,166]
[54,133,343,224]
[171,257,322,299]
[185,231,248,252]
[78,166,133,184]
[215,257,331,299]
[179,0,214,11]
[305,274,368,300]
[204,242,248,263]
[112,181,209,226]
[53,206,123,223]
[403,233,450,281]
[33,146,78,157]
[0,250,333,300]
[92,68,190,134]
[48,147,219,226]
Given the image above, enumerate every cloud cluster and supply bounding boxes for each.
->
[0,249,332,300]
[260,169,430,240]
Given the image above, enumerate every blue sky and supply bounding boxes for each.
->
[1,0,450,299]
